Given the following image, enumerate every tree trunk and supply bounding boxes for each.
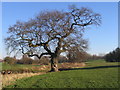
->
[50,57,59,72]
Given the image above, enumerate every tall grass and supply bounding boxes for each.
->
[2,72,46,87]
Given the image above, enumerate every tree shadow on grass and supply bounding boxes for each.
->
[59,65,120,71]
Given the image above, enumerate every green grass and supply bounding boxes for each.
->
[85,59,119,67]
[5,59,119,88]
[2,63,34,70]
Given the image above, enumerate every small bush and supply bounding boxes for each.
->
[4,57,16,64]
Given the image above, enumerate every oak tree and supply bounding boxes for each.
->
[5,5,101,72]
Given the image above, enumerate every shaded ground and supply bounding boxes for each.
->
[59,65,120,71]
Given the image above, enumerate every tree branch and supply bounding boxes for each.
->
[28,53,50,59]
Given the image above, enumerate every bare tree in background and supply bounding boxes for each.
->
[5,5,101,72]
[67,46,91,63]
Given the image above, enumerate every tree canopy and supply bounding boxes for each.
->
[5,5,101,71]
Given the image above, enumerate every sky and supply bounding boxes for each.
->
[0,2,118,59]
[118,1,120,48]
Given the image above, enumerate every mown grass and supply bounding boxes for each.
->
[5,59,119,88]
[85,59,119,67]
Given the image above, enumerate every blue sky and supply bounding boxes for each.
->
[1,2,118,59]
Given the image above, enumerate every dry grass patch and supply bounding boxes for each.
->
[59,62,86,69]
[2,72,46,87]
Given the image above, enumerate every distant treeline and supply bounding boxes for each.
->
[4,48,119,65]
[105,47,120,62]
[3,53,104,65]
[3,56,50,65]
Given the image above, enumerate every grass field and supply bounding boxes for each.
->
[4,59,120,88]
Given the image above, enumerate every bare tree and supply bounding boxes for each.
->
[5,5,101,72]
[67,45,91,63]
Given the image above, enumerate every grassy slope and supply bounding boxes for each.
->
[5,59,119,88]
